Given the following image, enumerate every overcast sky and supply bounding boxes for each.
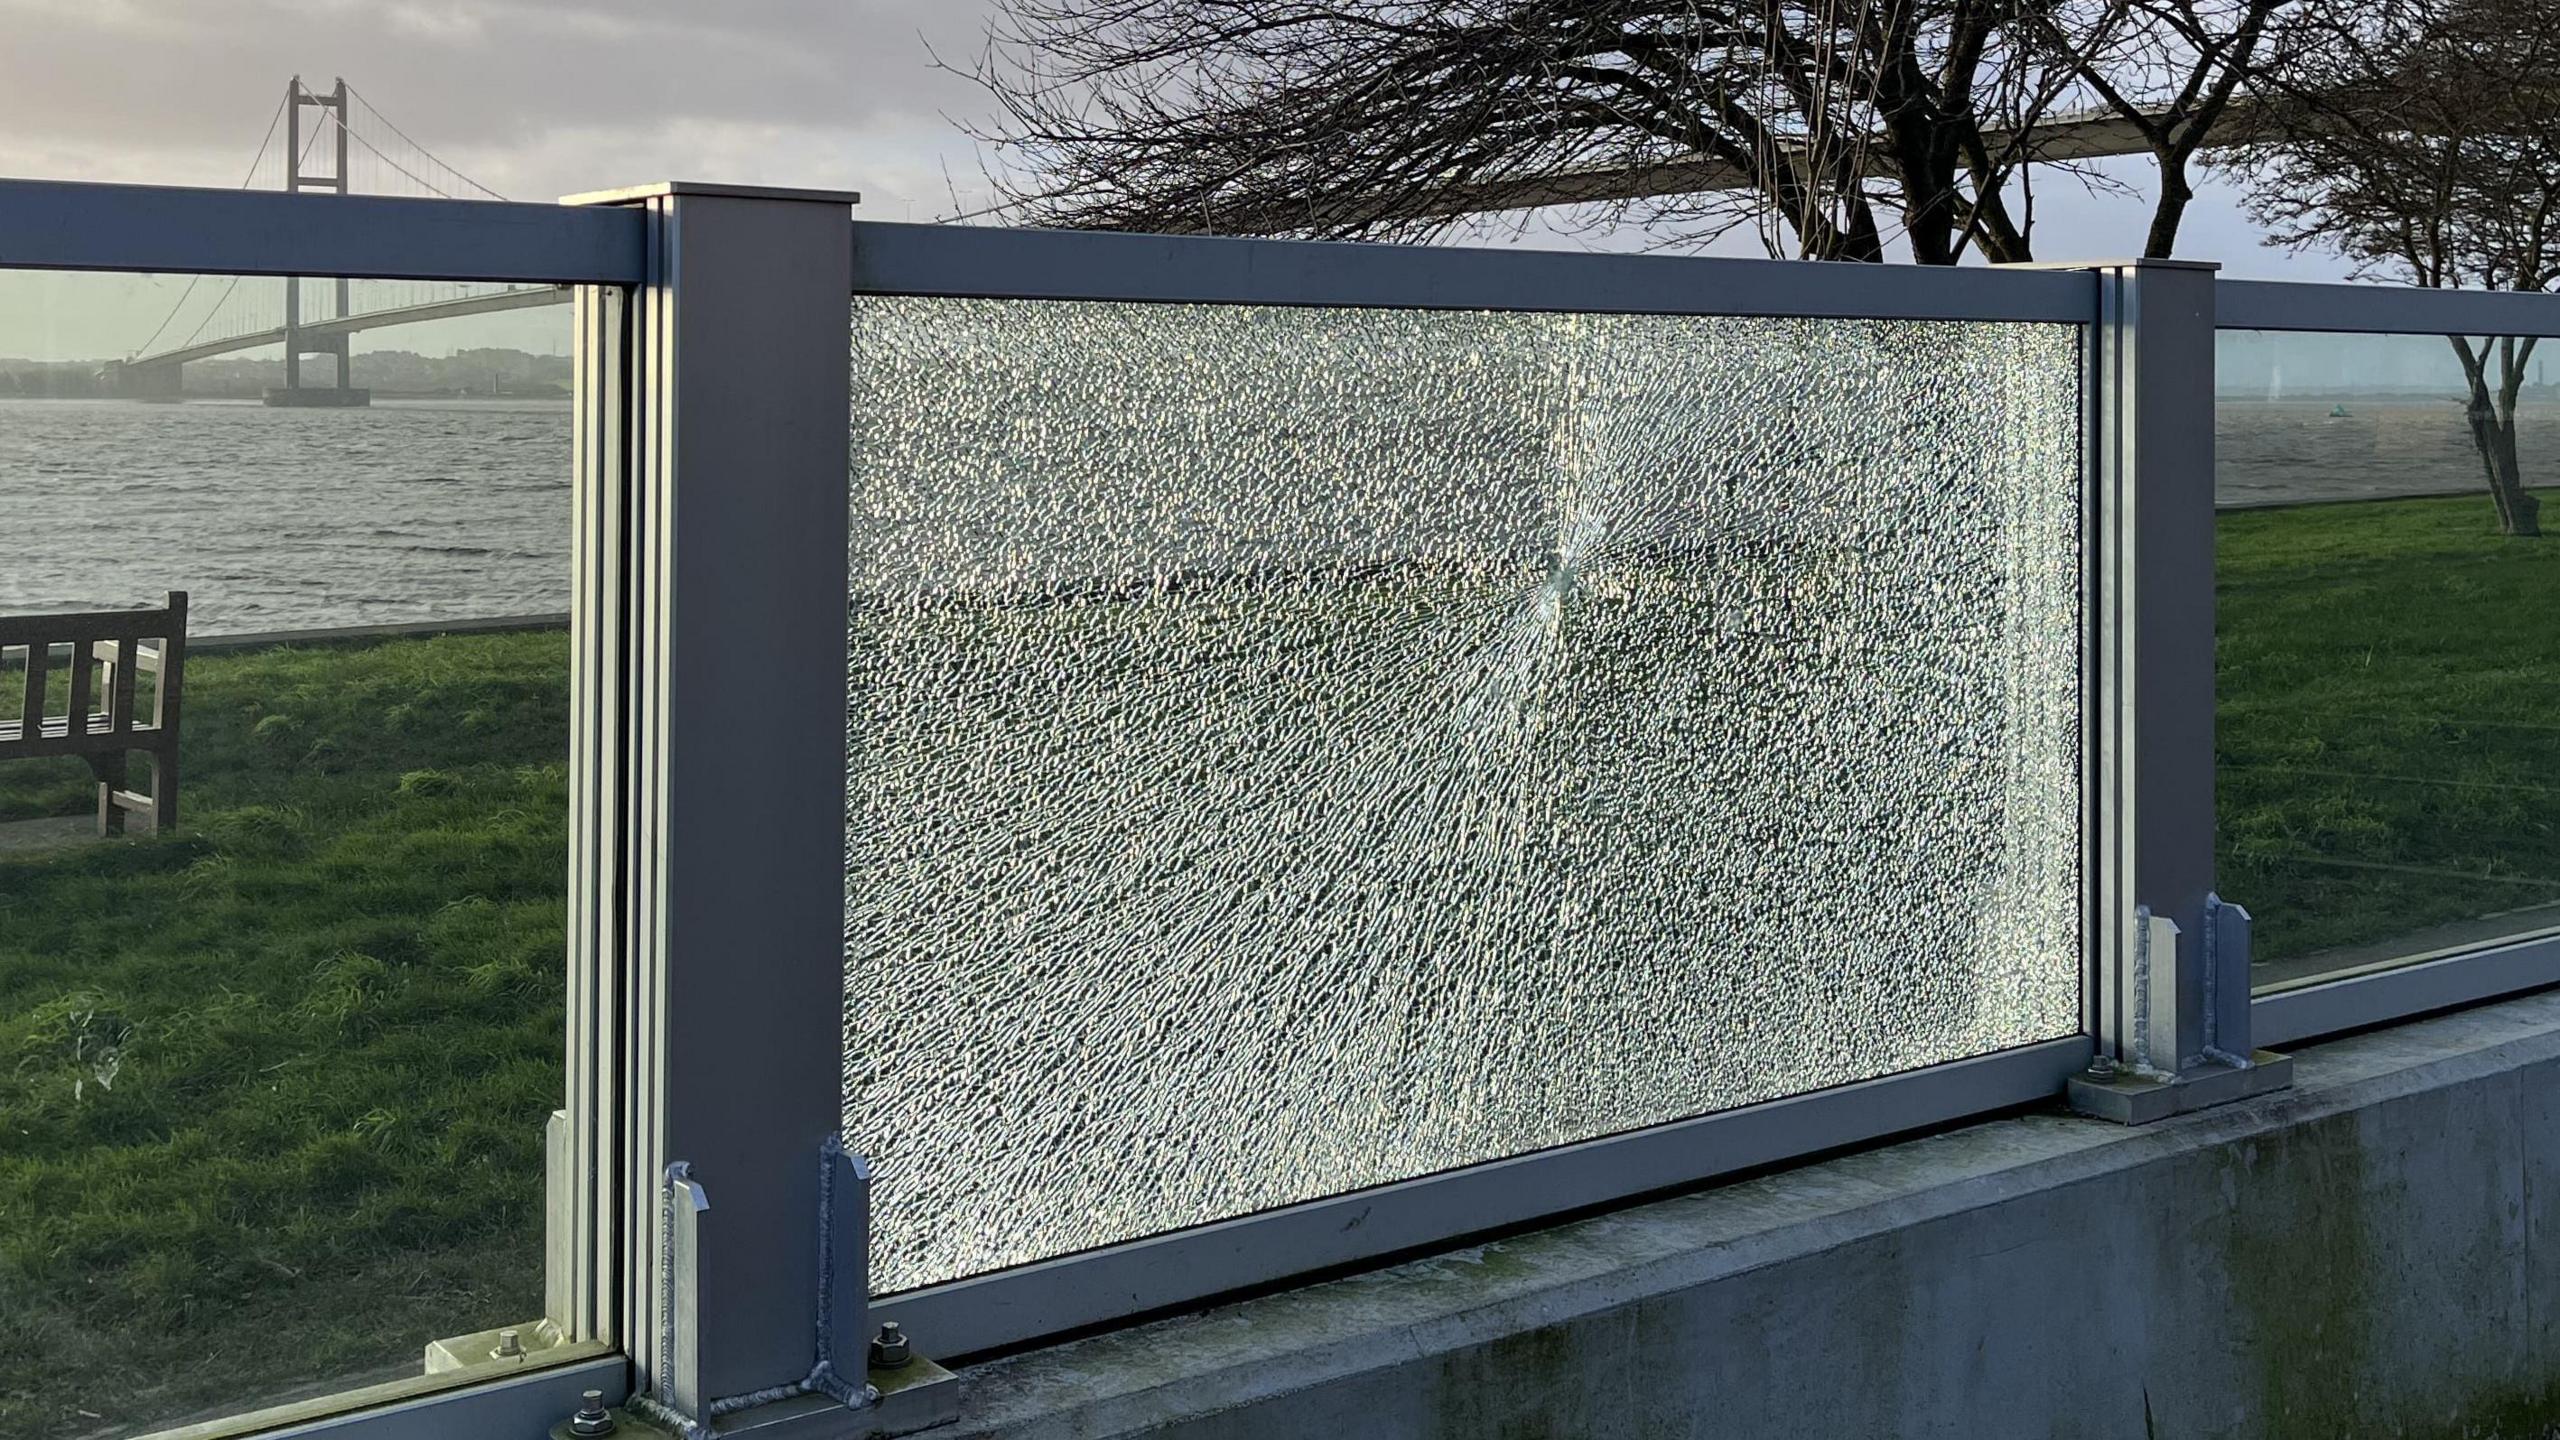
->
[0,0,2357,360]
[0,0,1002,216]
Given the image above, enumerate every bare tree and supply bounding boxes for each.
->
[2031,0,2299,257]
[965,0,2323,262]
[2236,0,2560,534]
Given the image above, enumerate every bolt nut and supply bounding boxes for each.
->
[869,1320,913,1370]
[491,1327,525,1361]
[566,1389,617,1437]
[2084,1054,2119,1081]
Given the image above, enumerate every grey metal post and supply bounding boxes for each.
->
[283,77,302,393]
[561,280,630,1358]
[562,182,880,1435]
[279,78,353,395]
[2068,258,2292,1124]
[331,76,351,377]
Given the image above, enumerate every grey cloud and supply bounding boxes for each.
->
[0,0,1002,202]
[0,0,2329,273]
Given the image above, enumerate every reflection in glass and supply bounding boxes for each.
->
[0,268,573,1436]
[844,299,2087,1294]
[2218,329,2560,990]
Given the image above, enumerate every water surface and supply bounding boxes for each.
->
[4,394,2553,634]
[1,396,568,634]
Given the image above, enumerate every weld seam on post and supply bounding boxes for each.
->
[2199,894,2253,1070]
[2201,895,2219,1058]
[626,1392,710,1440]
[2131,904,2155,1074]
[814,1137,837,1362]
[654,1142,876,1437]
[657,1162,686,1410]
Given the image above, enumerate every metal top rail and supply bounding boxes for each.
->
[847,219,2101,323]
[2219,277,2560,338]
[14,176,2559,336]
[0,177,646,283]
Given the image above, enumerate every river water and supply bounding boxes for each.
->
[1,397,569,635]
[4,395,2554,635]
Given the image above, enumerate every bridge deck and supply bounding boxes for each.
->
[121,285,570,373]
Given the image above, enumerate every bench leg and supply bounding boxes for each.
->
[84,752,128,838]
[148,747,178,836]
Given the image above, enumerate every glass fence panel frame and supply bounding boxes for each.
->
[843,296,2090,1296]
[0,178,641,1440]
[839,221,2121,1359]
[31,175,2544,1434]
[2215,281,2560,1048]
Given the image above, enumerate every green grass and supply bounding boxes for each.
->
[0,631,568,1439]
[0,490,2547,1434]
[2219,490,2560,963]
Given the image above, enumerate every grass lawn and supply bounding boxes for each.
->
[2218,489,2560,963]
[0,631,569,1439]
[0,487,2546,1434]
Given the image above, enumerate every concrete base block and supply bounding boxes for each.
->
[870,1356,964,1436]
[937,992,2560,1440]
[262,385,373,408]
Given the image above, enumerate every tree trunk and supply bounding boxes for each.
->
[2495,411,2541,536]
[2144,158,2193,260]
[2463,385,2541,536]
[2451,336,2541,536]
[2499,337,2542,536]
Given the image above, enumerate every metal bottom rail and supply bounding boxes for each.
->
[871,1034,2094,1360]
[2253,929,2560,1049]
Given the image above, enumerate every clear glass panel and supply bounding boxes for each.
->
[0,268,575,1437]
[844,300,2086,1295]
[2219,329,2560,992]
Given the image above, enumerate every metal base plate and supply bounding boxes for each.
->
[579,1359,961,1440]
[2066,1050,2295,1125]
[869,1356,963,1436]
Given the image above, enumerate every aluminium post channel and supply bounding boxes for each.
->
[563,182,866,1432]
[2071,258,2291,1122]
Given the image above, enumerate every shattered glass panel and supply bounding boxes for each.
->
[844,300,2084,1295]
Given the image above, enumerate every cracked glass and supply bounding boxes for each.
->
[843,298,2085,1295]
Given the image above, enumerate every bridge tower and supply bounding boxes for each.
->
[274,76,369,407]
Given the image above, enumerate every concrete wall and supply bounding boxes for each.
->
[939,989,2560,1440]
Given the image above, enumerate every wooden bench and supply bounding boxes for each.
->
[0,592,188,836]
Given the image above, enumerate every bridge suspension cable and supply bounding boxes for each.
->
[126,79,539,374]
[343,83,508,201]
[127,91,291,359]
[163,115,341,354]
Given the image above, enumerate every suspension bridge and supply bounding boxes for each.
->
[104,77,568,406]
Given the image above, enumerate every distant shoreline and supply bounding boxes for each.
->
[188,612,569,650]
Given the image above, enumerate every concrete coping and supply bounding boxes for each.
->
[939,988,2560,1438]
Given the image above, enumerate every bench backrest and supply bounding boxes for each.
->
[0,591,189,757]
